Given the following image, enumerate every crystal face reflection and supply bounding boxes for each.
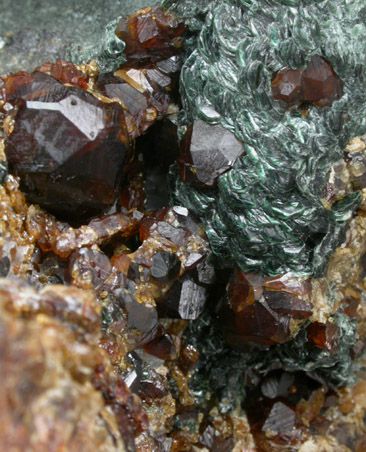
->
[5,72,131,222]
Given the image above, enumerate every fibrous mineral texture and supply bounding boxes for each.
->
[165,0,366,276]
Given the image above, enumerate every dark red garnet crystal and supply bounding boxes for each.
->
[115,6,185,60]
[271,55,343,108]
[216,269,313,347]
[301,55,343,107]
[271,68,302,106]
[5,71,131,222]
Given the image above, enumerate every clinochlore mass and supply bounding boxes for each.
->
[164,0,366,276]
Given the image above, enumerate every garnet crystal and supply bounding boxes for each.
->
[302,55,343,107]
[5,72,131,222]
[271,55,343,108]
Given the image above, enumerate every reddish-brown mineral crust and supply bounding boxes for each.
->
[111,206,209,306]
[0,279,153,452]
[26,205,142,259]
[64,206,208,320]
[36,58,89,89]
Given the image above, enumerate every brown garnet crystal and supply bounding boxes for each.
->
[301,55,343,107]
[115,6,185,60]
[4,72,131,222]
[271,68,302,106]
[271,55,343,108]
[216,268,313,347]
[306,320,339,353]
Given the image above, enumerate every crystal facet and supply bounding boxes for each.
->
[5,72,131,222]
[179,119,244,187]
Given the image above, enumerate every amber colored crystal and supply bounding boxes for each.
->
[306,321,339,353]
[177,343,199,375]
[36,58,88,89]
[139,369,169,400]
[271,68,302,106]
[95,71,155,139]
[95,62,175,139]
[138,207,171,241]
[218,297,291,346]
[115,6,185,60]
[2,70,59,106]
[144,332,179,360]
[228,271,262,312]
[26,205,141,259]
[263,273,312,298]
[5,72,131,222]
[217,268,312,347]
[341,295,360,318]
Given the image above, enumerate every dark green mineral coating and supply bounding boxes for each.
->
[163,0,366,276]
[184,311,356,410]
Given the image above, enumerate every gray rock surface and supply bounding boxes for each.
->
[0,0,153,74]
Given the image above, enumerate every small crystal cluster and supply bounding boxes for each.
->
[271,55,343,107]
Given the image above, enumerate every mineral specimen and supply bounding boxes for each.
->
[271,68,302,106]
[1,1,366,451]
[115,6,185,60]
[178,119,244,187]
[1,6,184,223]
[0,279,149,452]
[217,269,313,346]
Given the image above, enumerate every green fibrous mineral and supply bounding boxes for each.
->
[164,0,366,276]
[185,311,356,409]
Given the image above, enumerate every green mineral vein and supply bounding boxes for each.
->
[163,0,366,276]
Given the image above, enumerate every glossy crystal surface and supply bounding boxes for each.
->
[271,55,343,108]
[5,72,130,222]
[178,119,244,187]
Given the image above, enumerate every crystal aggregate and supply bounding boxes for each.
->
[1,2,366,451]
